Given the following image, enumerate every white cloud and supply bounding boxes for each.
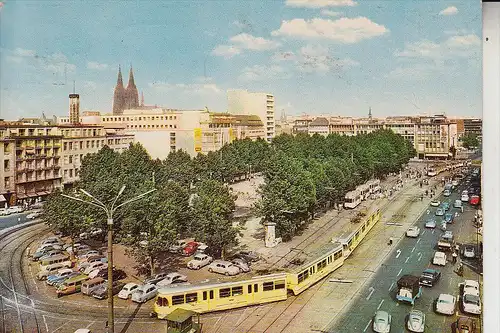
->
[87,61,109,70]
[321,9,343,17]
[439,6,458,16]
[296,44,359,73]
[271,17,389,43]
[395,34,480,59]
[149,81,222,95]
[13,48,36,57]
[211,45,242,59]
[238,65,288,81]
[5,55,23,64]
[3,48,76,75]
[286,0,357,8]
[229,33,281,51]
[194,76,213,83]
[386,64,437,79]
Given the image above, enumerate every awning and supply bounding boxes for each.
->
[27,192,38,198]
[17,193,28,199]
[0,194,6,202]
[36,191,49,196]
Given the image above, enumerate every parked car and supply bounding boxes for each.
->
[168,239,193,253]
[462,280,480,296]
[187,254,213,270]
[207,260,240,276]
[231,258,250,273]
[96,268,126,281]
[419,269,441,287]
[436,293,456,315]
[77,250,101,260]
[0,208,10,216]
[372,310,391,333]
[144,272,170,285]
[117,283,140,299]
[430,200,440,207]
[131,284,158,303]
[462,294,481,315]
[455,317,478,333]
[78,256,108,271]
[234,250,260,262]
[461,194,469,202]
[27,211,42,219]
[435,208,445,216]
[469,195,480,206]
[407,309,425,333]
[182,241,199,256]
[37,262,72,280]
[406,226,420,238]
[425,219,436,229]
[32,246,60,261]
[433,251,447,266]
[7,206,24,214]
[463,245,475,259]
[46,268,75,286]
[92,281,126,300]
[81,277,106,296]
[83,261,107,275]
[39,250,64,262]
[56,274,89,298]
[67,244,91,255]
[156,273,188,287]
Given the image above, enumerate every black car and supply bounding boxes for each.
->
[92,281,125,300]
[96,268,127,281]
[419,268,441,287]
[234,250,260,262]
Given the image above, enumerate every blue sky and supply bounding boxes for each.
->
[0,0,481,120]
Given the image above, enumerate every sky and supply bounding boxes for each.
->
[0,0,482,120]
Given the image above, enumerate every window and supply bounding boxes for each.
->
[172,295,184,305]
[219,288,230,298]
[263,282,274,291]
[203,291,207,300]
[254,284,258,293]
[210,290,214,299]
[231,286,243,296]
[64,170,68,178]
[248,285,252,294]
[69,169,73,177]
[69,142,73,150]
[274,281,286,290]
[298,270,309,284]
[186,293,197,303]
[63,142,67,150]
[86,141,90,148]
[79,142,83,149]
[69,156,73,164]
[91,140,95,148]
[317,259,327,271]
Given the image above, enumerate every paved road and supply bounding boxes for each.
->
[0,212,32,230]
[329,173,482,333]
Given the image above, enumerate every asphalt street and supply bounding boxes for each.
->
[329,173,482,333]
[0,212,31,230]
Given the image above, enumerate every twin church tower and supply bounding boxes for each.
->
[113,65,141,115]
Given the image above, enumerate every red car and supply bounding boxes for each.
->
[182,242,199,256]
[469,195,480,206]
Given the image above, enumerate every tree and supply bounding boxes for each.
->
[190,179,239,259]
[159,150,195,188]
[461,134,479,150]
[121,181,191,274]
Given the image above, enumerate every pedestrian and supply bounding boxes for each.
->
[461,206,464,213]
[452,252,458,264]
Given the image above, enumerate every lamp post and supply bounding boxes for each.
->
[62,186,156,333]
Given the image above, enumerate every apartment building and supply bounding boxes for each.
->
[413,115,458,159]
[227,90,275,142]
[59,124,134,186]
[0,123,63,206]
[308,117,330,137]
[384,116,416,146]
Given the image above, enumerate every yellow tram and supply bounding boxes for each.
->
[152,208,382,318]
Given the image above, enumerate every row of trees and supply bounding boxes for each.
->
[44,130,415,272]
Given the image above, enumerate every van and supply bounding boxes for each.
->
[81,277,106,296]
[40,254,71,268]
[56,274,89,297]
[37,262,68,280]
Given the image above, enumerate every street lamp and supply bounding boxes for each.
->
[62,186,156,333]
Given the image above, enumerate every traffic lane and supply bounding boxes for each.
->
[0,212,32,230]
[331,201,446,332]
[331,184,473,332]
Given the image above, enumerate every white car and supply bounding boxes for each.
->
[462,294,481,315]
[83,261,107,275]
[425,219,436,229]
[131,284,158,303]
[463,245,475,259]
[452,180,459,186]
[406,226,420,238]
[156,273,188,287]
[0,208,10,216]
[462,280,480,296]
[454,200,462,208]
[436,293,456,315]
[7,206,24,214]
[117,283,139,299]
[407,309,425,333]
[207,260,240,276]
[27,211,42,219]
[433,251,447,266]
[435,208,445,216]
[187,254,213,270]
[443,189,451,197]
[231,258,250,273]
[430,200,440,207]
[372,310,391,333]
[461,194,469,202]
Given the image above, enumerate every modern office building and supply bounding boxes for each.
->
[227,89,275,142]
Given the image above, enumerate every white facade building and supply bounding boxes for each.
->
[227,89,275,142]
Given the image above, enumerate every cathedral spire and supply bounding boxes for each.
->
[117,65,124,87]
[127,65,136,88]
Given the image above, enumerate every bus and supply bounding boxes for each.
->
[357,184,370,201]
[368,179,381,196]
[344,189,362,209]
